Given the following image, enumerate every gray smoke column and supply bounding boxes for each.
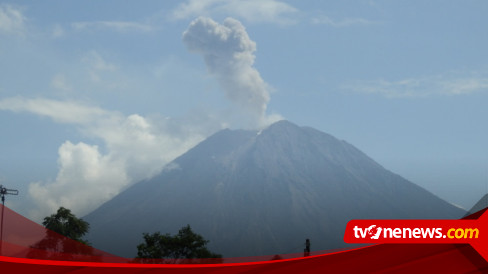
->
[183,17,277,128]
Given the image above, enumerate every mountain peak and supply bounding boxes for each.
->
[263,119,301,132]
[85,122,465,258]
[268,119,297,127]
[260,120,302,137]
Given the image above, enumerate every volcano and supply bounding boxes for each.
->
[85,120,464,257]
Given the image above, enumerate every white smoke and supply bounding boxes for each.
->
[1,18,283,220]
[183,17,281,128]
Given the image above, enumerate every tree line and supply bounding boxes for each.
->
[33,206,221,261]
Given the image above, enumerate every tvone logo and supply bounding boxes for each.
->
[354,225,382,239]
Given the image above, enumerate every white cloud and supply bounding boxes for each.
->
[441,77,488,95]
[72,21,154,33]
[172,0,298,25]
[0,97,212,220]
[343,70,488,98]
[0,4,25,34]
[51,74,72,92]
[183,17,281,128]
[28,141,129,221]
[0,97,111,124]
[311,15,377,27]
[51,24,65,38]
[82,51,118,84]
[83,51,117,72]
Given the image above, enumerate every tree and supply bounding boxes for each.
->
[28,207,94,260]
[42,206,90,244]
[136,225,222,262]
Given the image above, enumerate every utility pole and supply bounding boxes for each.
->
[0,185,19,256]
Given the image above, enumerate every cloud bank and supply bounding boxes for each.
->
[343,70,488,98]
[72,21,154,33]
[311,15,377,27]
[172,0,298,25]
[0,97,213,220]
[183,17,281,128]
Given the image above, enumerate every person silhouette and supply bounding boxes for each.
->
[304,238,310,257]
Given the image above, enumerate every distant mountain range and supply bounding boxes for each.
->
[85,120,465,257]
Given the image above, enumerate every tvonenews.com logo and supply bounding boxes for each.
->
[353,225,479,240]
[343,212,488,261]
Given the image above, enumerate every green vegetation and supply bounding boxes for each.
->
[28,206,94,259]
[42,206,90,244]
[137,225,222,261]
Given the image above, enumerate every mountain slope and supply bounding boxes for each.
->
[465,194,488,216]
[85,120,465,257]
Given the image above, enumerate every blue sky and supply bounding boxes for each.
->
[0,0,487,221]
